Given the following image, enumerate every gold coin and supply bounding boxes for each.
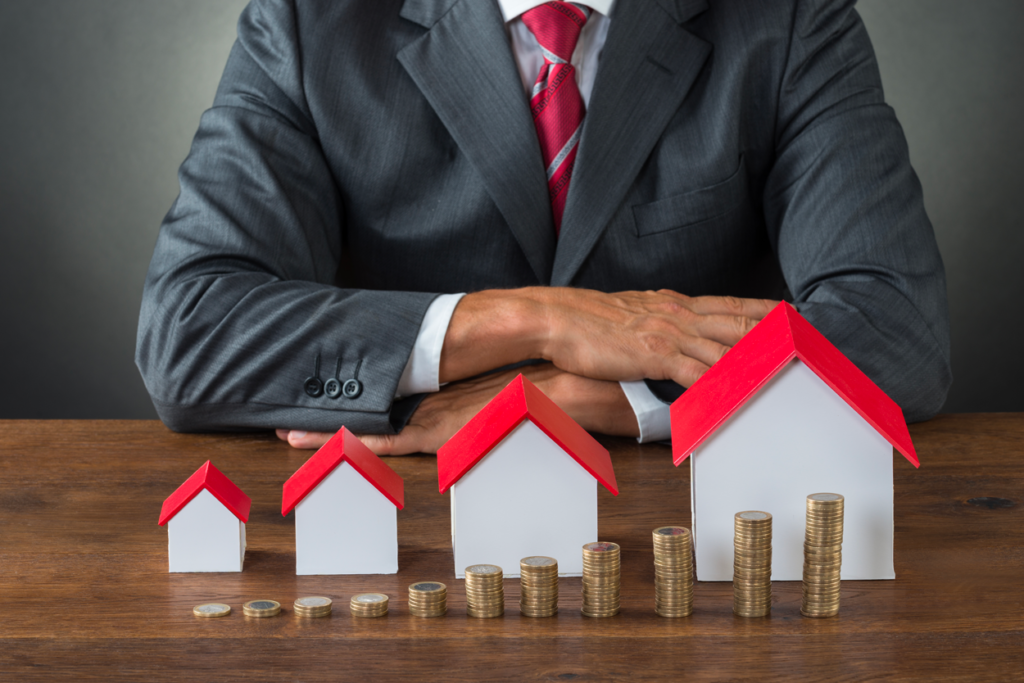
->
[243,600,281,617]
[193,603,231,618]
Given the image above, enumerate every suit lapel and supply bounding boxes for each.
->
[399,0,555,285]
[551,0,712,286]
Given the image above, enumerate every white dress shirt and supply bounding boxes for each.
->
[396,0,672,443]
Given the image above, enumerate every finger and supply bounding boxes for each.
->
[665,353,713,389]
[673,334,732,368]
[275,429,291,442]
[692,313,761,347]
[358,425,433,456]
[286,430,333,450]
[683,294,779,321]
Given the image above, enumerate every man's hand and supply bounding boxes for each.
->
[440,288,778,388]
[276,363,639,454]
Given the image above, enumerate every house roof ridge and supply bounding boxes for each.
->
[437,374,618,494]
[281,427,405,516]
[158,460,252,526]
[670,302,919,468]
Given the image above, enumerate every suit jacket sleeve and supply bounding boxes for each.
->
[136,0,435,434]
[762,0,952,422]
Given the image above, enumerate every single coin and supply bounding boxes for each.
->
[295,596,332,609]
[521,556,557,567]
[808,493,844,503]
[466,564,502,575]
[243,600,282,617]
[410,582,446,593]
[193,603,231,618]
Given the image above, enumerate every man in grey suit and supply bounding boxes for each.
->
[136,0,951,454]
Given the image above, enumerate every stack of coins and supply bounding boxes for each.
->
[349,593,389,618]
[408,582,447,617]
[733,511,773,617]
[801,493,844,618]
[520,556,559,617]
[652,526,694,618]
[581,542,621,618]
[465,564,505,618]
[293,596,332,618]
[242,599,281,618]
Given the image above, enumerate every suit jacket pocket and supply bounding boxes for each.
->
[632,157,749,237]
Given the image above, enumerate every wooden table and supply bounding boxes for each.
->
[0,416,1021,681]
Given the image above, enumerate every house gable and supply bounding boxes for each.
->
[282,427,404,515]
[438,374,617,495]
[159,460,251,526]
[670,302,919,468]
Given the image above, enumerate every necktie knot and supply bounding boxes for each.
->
[522,2,591,64]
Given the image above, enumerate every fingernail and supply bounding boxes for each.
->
[290,431,307,440]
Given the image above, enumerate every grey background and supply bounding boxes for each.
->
[0,0,1021,420]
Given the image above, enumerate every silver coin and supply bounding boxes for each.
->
[808,493,843,502]
[522,556,557,567]
[353,593,388,604]
[247,600,278,611]
[467,564,502,574]
[295,596,331,608]
[738,511,770,520]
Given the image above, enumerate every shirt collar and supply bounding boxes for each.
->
[496,0,615,23]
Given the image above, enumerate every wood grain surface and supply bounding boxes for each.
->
[0,416,1021,681]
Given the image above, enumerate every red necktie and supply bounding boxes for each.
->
[522,2,591,236]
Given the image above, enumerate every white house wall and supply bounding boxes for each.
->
[295,461,398,575]
[167,488,245,572]
[691,359,894,581]
[451,420,598,578]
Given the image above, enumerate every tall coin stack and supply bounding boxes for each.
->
[733,511,773,617]
[581,542,621,618]
[520,556,559,617]
[349,593,389,618]
[408,582,447,617]
[801,493,844,618]
[652,526,694,618]
[465,564,505,618]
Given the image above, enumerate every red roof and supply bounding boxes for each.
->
[158,460,251,526]
[281,427,404,515]
[437,374,618,494]
[670,301,919,468]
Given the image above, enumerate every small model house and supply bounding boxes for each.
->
[437,374,618,578]
[158,461,251,573]
[282,427,404,575]
[671,302,919,581]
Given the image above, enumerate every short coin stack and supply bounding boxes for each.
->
[408,582,447,618]
[801,493,844,618]
[242,599,281,618]
[733,511,773,617]
[293,596,332,618]
[581,542,621,618]
[652,526,694,618]
[349,593,389,618]
[520,556,559,617]
[465,564,505,618]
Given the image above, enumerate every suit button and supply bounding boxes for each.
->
[324,378,342,399]
[304,377,324,398]
[342,379,363,399]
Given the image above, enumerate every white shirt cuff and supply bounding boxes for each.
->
[396,293,467,398]
[620,380,672,443]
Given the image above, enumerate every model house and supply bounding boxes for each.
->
[437,374,618,578]
[670,301,919,581]
[282,426,404,575]
[158,460,251,573]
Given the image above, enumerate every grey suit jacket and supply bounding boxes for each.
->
[136,0,952,434]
